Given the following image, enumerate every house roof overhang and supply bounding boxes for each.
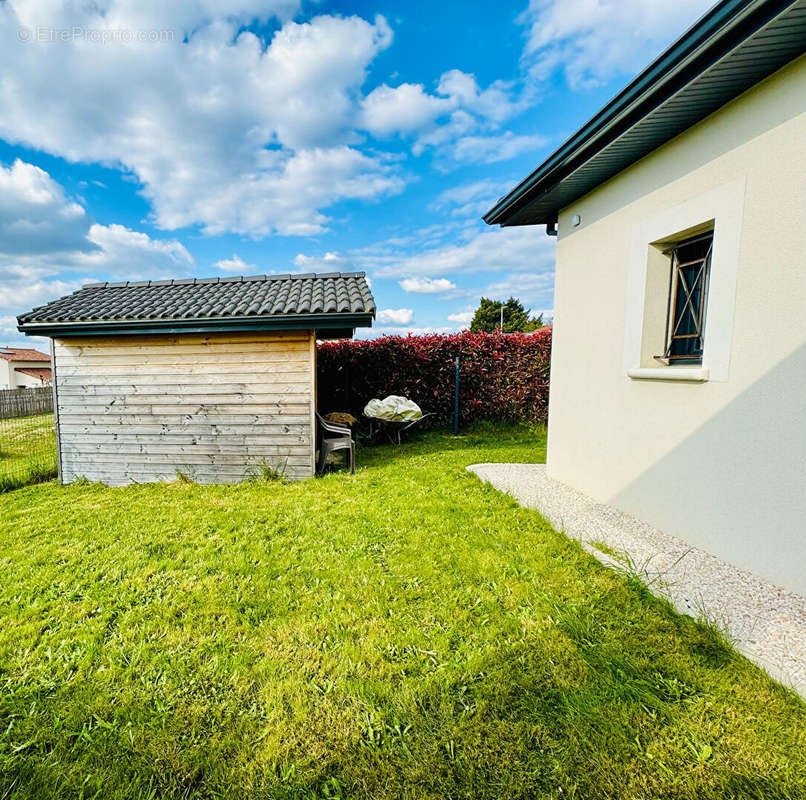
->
[484,0,806,228]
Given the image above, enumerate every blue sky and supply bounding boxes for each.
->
[0,0,715,348]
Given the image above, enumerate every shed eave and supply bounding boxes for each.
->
[17,312,375,338]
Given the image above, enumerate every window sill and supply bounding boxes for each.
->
[627,367,709,382]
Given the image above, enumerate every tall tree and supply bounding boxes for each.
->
[469,297,543,333]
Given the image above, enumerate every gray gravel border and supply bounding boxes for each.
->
[469,462,806,698]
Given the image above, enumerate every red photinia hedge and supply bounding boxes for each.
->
[317,327,552,427]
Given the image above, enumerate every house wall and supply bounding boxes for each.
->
[548,54,806,595]
[0,360,51,388]
[11,361,52,388]
[52,330,316,485]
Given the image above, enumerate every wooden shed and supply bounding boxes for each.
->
[17,272,375,485]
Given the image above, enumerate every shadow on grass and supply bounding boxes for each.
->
[359,422,548,467]
[0,461,58,493]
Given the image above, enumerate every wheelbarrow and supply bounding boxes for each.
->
[363,396,432,445]
[366,413,434,445]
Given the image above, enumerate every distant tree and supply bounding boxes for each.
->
[469,297,543,334]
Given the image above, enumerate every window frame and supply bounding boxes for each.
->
[657,231,714,366]
[623,179,744,383]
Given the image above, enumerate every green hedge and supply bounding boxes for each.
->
[317,328,552,427]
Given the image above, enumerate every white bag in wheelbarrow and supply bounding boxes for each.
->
[364,395,423,422]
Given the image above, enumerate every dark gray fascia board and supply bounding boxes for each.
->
[484,0,805,226]
[18,313,374,337]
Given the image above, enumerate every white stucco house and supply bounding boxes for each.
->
[0,346,52,389]
[485,0,806,596]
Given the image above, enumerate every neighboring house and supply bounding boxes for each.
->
[485,0,806,596]
[0,347,52,389]
[17,273,375,485]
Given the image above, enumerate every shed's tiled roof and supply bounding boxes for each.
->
[18,272,375,325]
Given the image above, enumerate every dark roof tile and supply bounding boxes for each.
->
[18,272,375,327]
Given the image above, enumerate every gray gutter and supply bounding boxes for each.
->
[484,0,805,227]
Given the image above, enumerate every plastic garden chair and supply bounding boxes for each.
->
[316,413,355,475]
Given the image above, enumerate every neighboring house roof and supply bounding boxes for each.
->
[485,0,806,228]
[17,272,376,336]
[0,347,51,362]
[14,367,52,382]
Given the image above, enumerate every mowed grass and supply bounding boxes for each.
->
[0,424,804,799]
[0,412,58,492]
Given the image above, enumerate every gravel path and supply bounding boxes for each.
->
[469,462,806,698]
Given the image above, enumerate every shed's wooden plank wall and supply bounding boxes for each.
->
[53,331,315,485]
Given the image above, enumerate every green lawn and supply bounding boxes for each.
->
[0,412,57,492]
[0,424,804,799]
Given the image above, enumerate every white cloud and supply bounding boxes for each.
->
[399,277,456,294]
[359,68,539,165]
[0,227,193,318]
[198,146,403,237]
[360,224,455,254]
[0,275,87,352]
[377,308,414,325]
[0,279,85,320]
[436,179,508,209]
[447,311,474,325]
[215,255,257,273]
[0,5,402,237]
[0,159,95,256]
[374,225,555,278]
[0,3,553,237]
[1,223,195,323]
[433,178,515,219]
[435,70,530,124]
[482,271,556,307]
[0,159,193,279]
[0,160,195,323]
[0,314,48,350]
[293,252,354,272]
[293,227,557,330]
[10,1,300,34]
[361,70,529,140]
[77,224,193,275]
[360,83,451,136]
[415,120,546,168]
[413,110,476,156]
[451,132,548,164]
[519,0,714,88]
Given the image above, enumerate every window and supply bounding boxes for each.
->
[625,182,742,382]
[657,232,713,365]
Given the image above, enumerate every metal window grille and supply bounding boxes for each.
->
[657,232,713,365]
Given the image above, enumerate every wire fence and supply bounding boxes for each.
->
[0,388,58,492]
